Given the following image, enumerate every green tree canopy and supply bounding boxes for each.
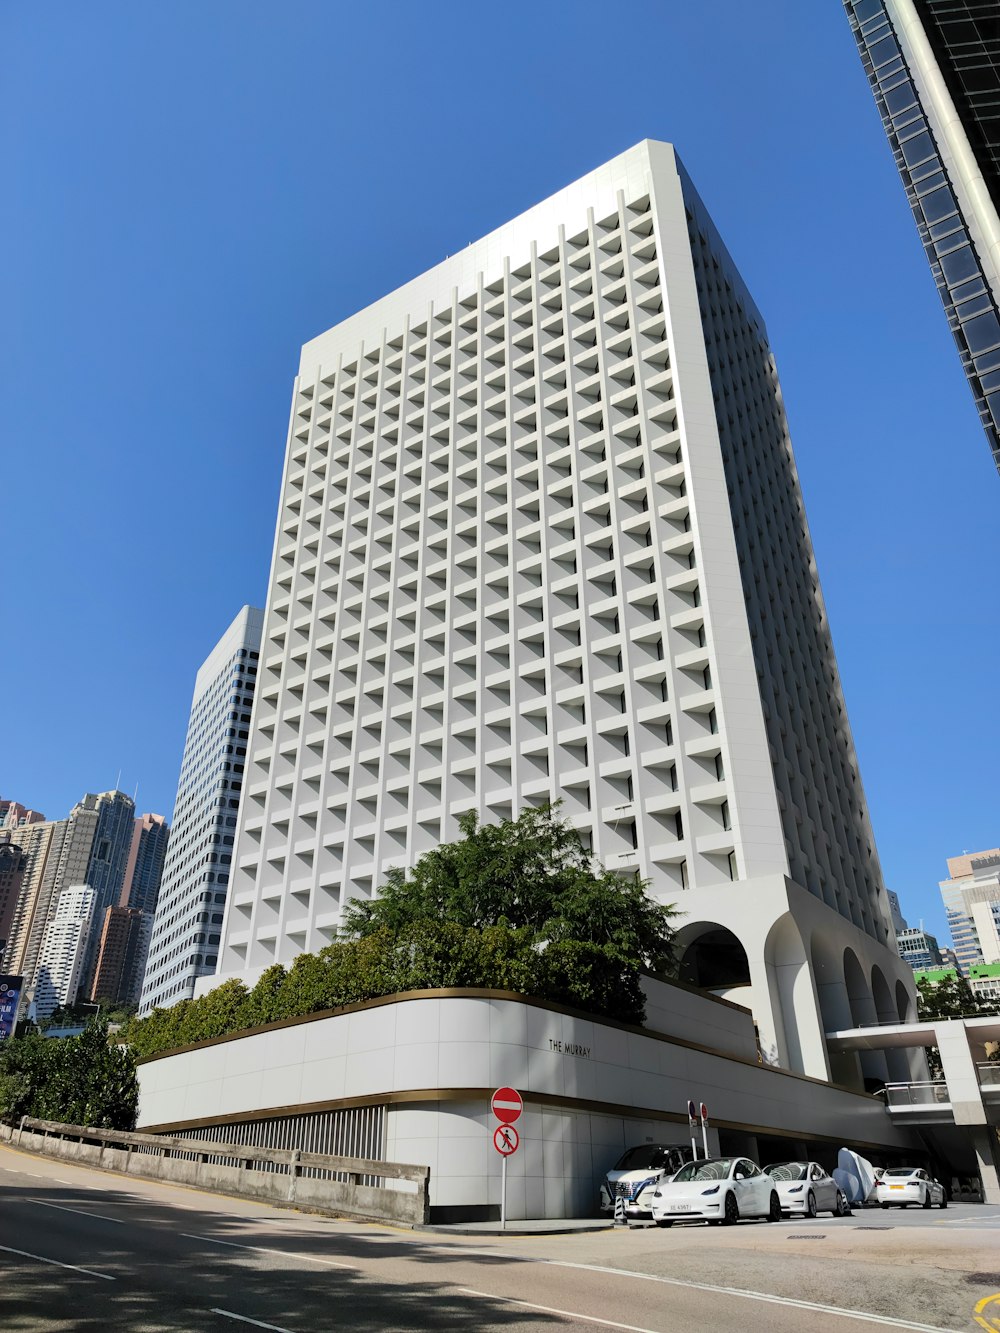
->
[0,1020,138,1129]
[341,803,677,973]
[916,973,991,1021]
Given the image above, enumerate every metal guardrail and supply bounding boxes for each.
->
[883,1081,950,1108]
[8,1117,430,1223]
[977,1063,1000,1088]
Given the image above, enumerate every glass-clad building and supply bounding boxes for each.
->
[845,0,1000,473]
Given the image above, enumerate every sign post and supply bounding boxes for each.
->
[491,1087,523,1229]
[700,1102,710,1160]
[687,1099,698,1161]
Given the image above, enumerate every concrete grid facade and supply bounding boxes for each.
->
[217,142,915,1085]
[140,607,263,1014]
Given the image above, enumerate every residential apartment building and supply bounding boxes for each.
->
[213,141,915,1087]
[0,833,25,960]
[0,799,46,829]
[845,0,1000,471]
[940,847,1000,970]
[120,813,170,914]
[89,906,151,1007]
[139,606,263,1013]
[33,885,95,1019]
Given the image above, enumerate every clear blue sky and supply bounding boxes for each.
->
[3,3,997,943]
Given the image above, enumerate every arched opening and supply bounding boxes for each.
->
[677,923,750,996]
[844,948,888,1089]
[872,965,910,1081]
[896,978,915,1023]
[810,935,861,1088]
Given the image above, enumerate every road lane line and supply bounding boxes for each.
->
[545,1262,963,1332]
[460,1289,662,1332]
[0,1244,115,1281]
[182,1233,354,1269]
[28,1198,127,1225]
[210,1311,296,1333]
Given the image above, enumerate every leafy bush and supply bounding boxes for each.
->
[0,1021,138,1129]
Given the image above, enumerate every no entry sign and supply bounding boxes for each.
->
[491,1086,523,1124]
[493,1124,519,1156]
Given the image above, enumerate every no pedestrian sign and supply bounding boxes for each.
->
[493,1124,519,1156]
[491,1086,523,1124]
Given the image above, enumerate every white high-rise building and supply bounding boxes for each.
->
[139,606,263,1013]
[217,142,915,1086]
[33,885,95,1019]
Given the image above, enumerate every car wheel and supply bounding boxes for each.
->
[655,1219,673,1228]
[767,1191,782,1223]
[722,1192,739,1226]
[922,1189,932,1210]
[939,1195,947,1210]
[805,1191,817,1219]
[835,1191,852,1217]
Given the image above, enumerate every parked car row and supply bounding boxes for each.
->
[599,1143,921,1225]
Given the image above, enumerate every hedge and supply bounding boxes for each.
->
[121,922,646,1059]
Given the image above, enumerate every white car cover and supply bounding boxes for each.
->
[833,1148,877,1205]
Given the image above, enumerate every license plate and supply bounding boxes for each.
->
[890,1185,904,1190]
[669,1205,693,1213]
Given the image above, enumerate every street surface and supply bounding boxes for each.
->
[2,1141,999,1332]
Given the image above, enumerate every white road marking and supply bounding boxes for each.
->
[210,1311,295,1333]
[182,1233,354,1269]
[28,1198,126,1225]
[546,1262,964,1332]
[460,1289,662,1332]
[0,1243,115,1281]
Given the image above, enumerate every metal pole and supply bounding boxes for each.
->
[701,1121,709,1160]
[690,1128,698,1161]
[501,1152,507,1229]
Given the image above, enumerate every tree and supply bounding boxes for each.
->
[915,974,989,1021]
[341,804,677,973]
[0,1020,138,1129]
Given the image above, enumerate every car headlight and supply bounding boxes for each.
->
[634,1176,658,1195]
[788,1185,803,1194]
[701,1186,720,1195]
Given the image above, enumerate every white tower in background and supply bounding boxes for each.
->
[215,141,915,1086]
[33,885,95,1019]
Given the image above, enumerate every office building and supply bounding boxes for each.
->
[213,141,914,1085]
[33,885,95,1019]
[940,847,1000,970]
[896,923,943,968]
[77,790,137,993]
[89,906,151,1007]
[967,961,1000,1005]
[120,813,170,914]
[139,606,263,1014]
[844,0,1000,471]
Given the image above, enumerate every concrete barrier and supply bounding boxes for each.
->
[0,1117,430,1226]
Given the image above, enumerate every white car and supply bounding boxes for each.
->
[763,1161,852,1217]
[599,1144,691,1219]
[876,1167,947,1209]
[650,1157,781,1227]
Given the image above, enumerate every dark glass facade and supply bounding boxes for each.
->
[845,0,1000,473]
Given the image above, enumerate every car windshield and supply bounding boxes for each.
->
[883,1168,918,1178]
[764,1162,808,1181]
[671,1159,734,1183]
[614,1146,678,1172]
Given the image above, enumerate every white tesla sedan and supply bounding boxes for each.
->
[763,1161,852,1217]
[650,1157,781,1227]
[876,1167,947,1209]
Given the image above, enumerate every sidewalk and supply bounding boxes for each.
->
[418,1217,613,1236]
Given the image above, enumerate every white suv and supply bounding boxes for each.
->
[599,1144,692,1219]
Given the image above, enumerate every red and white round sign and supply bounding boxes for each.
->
[493,1124,520,1156]
[491,1086,523,1125]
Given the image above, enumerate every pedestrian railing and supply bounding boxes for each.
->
[883,1081,950,1108]
[3,1116,430,1225]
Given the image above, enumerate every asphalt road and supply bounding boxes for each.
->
[2,1142,999,1333]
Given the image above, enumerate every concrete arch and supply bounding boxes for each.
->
[844,948,889,1089]
[872,964,911,1082]
[763,914,827,1078]
[810,934,860,1088]
[896,978,916,1023]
